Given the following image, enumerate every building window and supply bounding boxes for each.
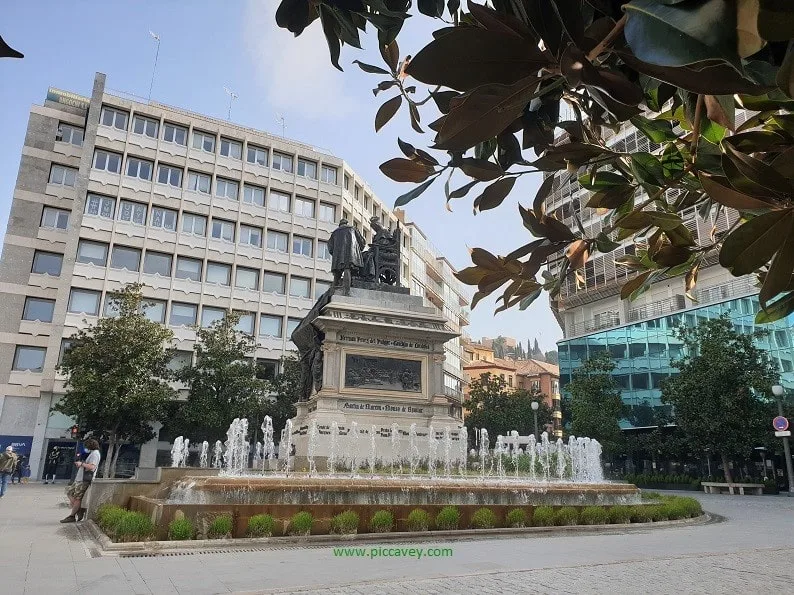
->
[286,317,301,337]
[355,185,361,201]
[319,202,336,223]
[187,171,211,194]
[56,123,84,146]
[175,256,202,281]
[68,288,101,315]
[118,200,147,225]
[169,302,197,326]
[151,206,177,231]
[41,206,70,230]
[32,251,62,276]
[201,306,226,328]
[508,376,513,387]
[93,150,122,174]
[272,151,293,172]
[84,194,115,219]
[364,195,371,212]
[76,240,108,266]
[211,218,235,242]
[219,137,242,159]
[192,130,216,153]
[181,212,207,236]
[157,164,183,187]
[240,224,263,247]
[247,145,267,166]
[100,106,128,130]
[215,178,239,200]
[22,297,55,322]
[243,184,265,206]
[255,359,278,380]
[163,122,187,145]
[141,299,166,323]
[269,190,290,213]
[125,157,153,181]
[344,174,351,190]
[49,164,77,186]
[315,280,331,299]
[321,165,338,184]
[13,346,46,372]
[289,276,311,299]
[143,251,172,276]
[110,245,141,271]
[206,261,231,285]
[317,240,331,261]
[294,197,315,218]
[132,114,158,138]
[235,312,255,334]
[167,350,193,371]
[235,267,259,290]
[263,272,286,294]
[58,340,74,365]
[292,235,313,257]
[297,158,317,179]
[259,314,283,338]
[267,230,288,253]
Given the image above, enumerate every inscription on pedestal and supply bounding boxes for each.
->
[340,401,426,415]
[339,334,431,350]
[344,354,421,392]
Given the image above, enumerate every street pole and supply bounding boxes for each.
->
[533,411,538,440]
[776,394,794,497]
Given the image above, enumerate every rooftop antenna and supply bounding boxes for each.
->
[224,87,238,121]
[148,31,160,102]
[276,113,286,137]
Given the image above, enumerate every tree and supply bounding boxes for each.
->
[261,355,301,437]
[531,338,544,360]
[491,336,507,358]
[464,372,553,442]
[55,284,176,478]
[544,350,559,365]
[275,1,794,321]
[174,311,270,442]
[565,352,624,454]
[661,315,778,483]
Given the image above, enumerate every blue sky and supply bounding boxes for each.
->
[0,0,562,353]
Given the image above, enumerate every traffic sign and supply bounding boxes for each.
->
[775,431,791,438]
[773,416,790,432]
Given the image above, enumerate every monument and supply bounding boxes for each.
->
[289,217,463,468]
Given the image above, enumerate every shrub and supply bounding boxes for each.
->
[97,504,127,534]
[369,510,394,533]
[630,506,653,523]
[114,511,155,542]
[207,514,233,539]
[607,506,632,525]
[663,502,688,520]
[289,511,313,536]
[640,491,661,501]
[435,506,461,530]
[647,505,669,522]
[331,510,360,535]
[677,497,703,518]
[168,517,194,541]
[406,509,431,532]
[554,506,579,526]
[532,506,555,527]
[579,506,609,525]
[470,507,497,529]
[505,508,527,528]
[246,514,275,538]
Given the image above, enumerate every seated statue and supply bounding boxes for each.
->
[361,217,400,285]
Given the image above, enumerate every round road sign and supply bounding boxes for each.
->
[773,416,790,432]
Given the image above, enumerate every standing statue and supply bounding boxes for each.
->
[328,219,366,294]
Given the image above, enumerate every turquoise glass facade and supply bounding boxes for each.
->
[558,294,794,424]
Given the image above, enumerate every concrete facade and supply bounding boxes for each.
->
[0,73,469,478]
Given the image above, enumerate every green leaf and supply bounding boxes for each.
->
[630,152,665,188]
[375,96,402,132]
[353,60,390,75]
[448,180,479,199]
[719,209,792,275]
[722,143,793,197]
[380,40,400,73]
[699,174,775,211]
[660,143,685,179]
[586,185,636,209]
[759,216,794,308]
[700,119,727,144]
[318,5,342,71]
[617,210,653,230]
[519,287,543,311]
[756,291,794,324]
[630,116,678,143]
[648,211,684,231]
[532,175,556,217]
[578,171,630,190]
[474,177,516,212]
[778,41,794,99]
[596,232,621,253]
[380,158,434,183]
[417,0,445,18]
[623,0,740,70]
[397,138,416,158]
[394,177,436,207]
[459,158,503,181]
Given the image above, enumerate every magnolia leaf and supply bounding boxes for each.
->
[615,254,645,270]
[449,180,480,199]
[630,115,678,143]
[454,266,489,285]
[778,41,794,99]
[397,138,416,158]
[459,158,503,181]
[417,0,445,18]
[318,5,342,71]
[579,171,630,190]
[380,158,434,183]
[719,209,793,275]
[705,94,736,130]
[474,177,516,212]
[759,217,794,308]
[596,232,621,253]
[566,239,590,270]
[757,0,794,41]
[394,177,436,207]
[586,185,636,209]
[631,152,666,188]
[353,60,390,75]
[533,175,556,217]
[519,286,544,311]
[699,174,774,210]
[723,142,793,197]
[380,40,400,72]
[375,95,402,132]
[653,245,691,267]
[756,291,794,323]
[648,211,684,231]
[620,270,652,300]
[617,210,653,230]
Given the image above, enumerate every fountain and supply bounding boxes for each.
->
[390,423,401,477]
[262,416,275,462]
[282,419,293,473]
[199,441,209,468]
[170,436,185,468]
[307,420,318,475]
[212,440,223,468]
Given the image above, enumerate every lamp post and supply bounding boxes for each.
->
[771,385,794,497]
[531,401,539,440]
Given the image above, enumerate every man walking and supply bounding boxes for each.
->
[0,446,19,497]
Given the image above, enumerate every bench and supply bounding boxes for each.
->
[701,482,764,495]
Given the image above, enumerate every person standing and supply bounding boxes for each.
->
[43,446,60,484]
[11,455,25,484]
[60,439,100,523]
[0,446,19,497]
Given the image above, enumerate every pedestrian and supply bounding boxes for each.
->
[60,438,100,523]
[43,446,59,484]
[0,446,19,497]
[11,455,25,485]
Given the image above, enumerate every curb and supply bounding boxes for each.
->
[84,513,714,557]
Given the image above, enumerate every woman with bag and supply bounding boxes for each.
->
[60,438,100,523]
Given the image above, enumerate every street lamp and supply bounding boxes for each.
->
[771,384,794,497]
[531,401,539,440]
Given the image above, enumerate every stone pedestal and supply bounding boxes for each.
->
[289,287,463,470]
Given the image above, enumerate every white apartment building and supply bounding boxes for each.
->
[0,73,468,477]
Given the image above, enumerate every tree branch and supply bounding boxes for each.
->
[587,14,628,62]
[690,94,705,155]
